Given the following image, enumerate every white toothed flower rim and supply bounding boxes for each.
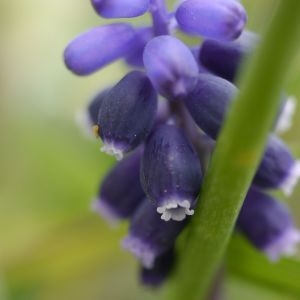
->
[280,160,300,196]
[276,96,297,134]
[101,142,124,160]
[157,199,194,222]
[264,227,300,261]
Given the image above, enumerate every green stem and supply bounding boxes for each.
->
[168,1,300,300]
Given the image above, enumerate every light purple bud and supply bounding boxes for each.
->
[97,71,157,160]
[254,135,300,196]
[91,0,150,18]
[143,36,199,99]
[122,201,186,267]
[141,124,202,221]
[175,0,247,40]
[64,24,135,75]
[237,187,300,261]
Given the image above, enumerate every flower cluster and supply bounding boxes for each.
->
[64,0,300,288]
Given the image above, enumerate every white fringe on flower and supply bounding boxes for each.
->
[101,143,124,160]
[157,199,194,222]
[264,227,300,261]
[280,160,300,196]
[275,96,297,134]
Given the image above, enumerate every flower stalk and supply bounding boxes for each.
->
[168,1,300,300]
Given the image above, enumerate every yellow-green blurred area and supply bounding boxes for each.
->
[1,1,300,299]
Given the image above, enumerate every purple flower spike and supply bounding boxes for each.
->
[237,187,300,261]
[254,135,300,196]
[143,36,199,99]
[140,248,175,287]
[122,201,186,267]
[141,125,202,221]
[200,31,258,82]
[175,0,247,40]
[183,73,238,139]
[91,0,149,18]
[64,24,135,75]
[92,148,144,222]
[97,71,157,160]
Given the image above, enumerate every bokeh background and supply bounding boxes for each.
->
[1,0,300,299]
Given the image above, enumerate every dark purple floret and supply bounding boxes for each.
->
[64,23,135,75]
[175,0,247,40]
[183,73,238,139]
[141,124,202,221]
[237,187,300,260]
[122,200,187,267]
[140,248,175,287]
[254,135,300,196]
[97,70,157,159]
[92,148,145,222]
[125,27,153,68]
[143,35,199,99]
[200,31,258,82]
[91,0,150,18]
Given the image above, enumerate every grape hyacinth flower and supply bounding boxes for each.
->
[122,200,187,268]
[64,0,300,288]
[141,124,202,221]
[175,0,247,40]
[254,135,300,196]
[97,70,157,160]
[199,30,259,82]
[64,24,136,75]
[92,148,144,223]
[183,73,238,139]
[237,187,300,261]
[143,35,199,99]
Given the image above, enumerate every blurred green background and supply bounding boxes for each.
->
[1,0,300,299]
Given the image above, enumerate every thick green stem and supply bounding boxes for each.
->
[168,1,300,300]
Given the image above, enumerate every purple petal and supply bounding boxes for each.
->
[141,124,202,221]
[175,0,247,40]
[91,0,150,18]
[254,135,300,196]
[237,187,300,261]
[143,36,199,99]
[92,148,145,222]
[64,23,135,75]
[122,200,186,267]
[97,71,157,159]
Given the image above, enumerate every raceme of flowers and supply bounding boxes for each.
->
[64,0,300,288]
